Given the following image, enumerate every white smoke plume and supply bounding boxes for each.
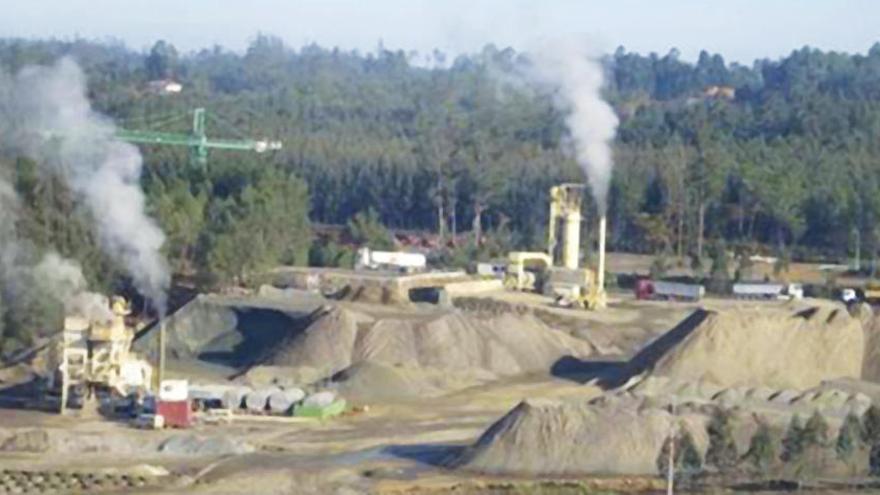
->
[524,38,619,214]
[0,58,169,313]
[33,253,113,322]
[0,176,111,324]
[0,177,23,274]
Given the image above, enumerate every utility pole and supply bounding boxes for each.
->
[666,400,677,495]
[157,321,166,393]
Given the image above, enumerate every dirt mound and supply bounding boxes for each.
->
[622,375,874,420]
[336,283,410,305]
[452,398,706,476]
[158,434,254,456]
[259,306,594,395]
[614,305,864,390]
[262,306,368,377]
[331,362,448,400]
[133,294,325,372]
[861,307,880,382]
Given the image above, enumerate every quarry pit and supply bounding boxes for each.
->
[3,264,878,494]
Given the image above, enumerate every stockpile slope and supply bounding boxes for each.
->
[262,306,365,378]
[133,293,325,370]
[861,305,880,382]
[453,398,705,476]
[622,305,863,390]
[259,306,594,396]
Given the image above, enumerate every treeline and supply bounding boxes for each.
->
[660,405,880,483]
[1,37,880,296]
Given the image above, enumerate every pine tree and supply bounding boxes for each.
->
[781,414,806,463]
[803,410,830,448]
[657,434,675,477]
[707,240,731,294]
[863,405,880,445]
[744,422,776,472]
[679,429,704,476]
[706,407,738,471]
[656,428,703,479]
[347,208,394,250]
[870,442,880,475]
[837,411,864,460]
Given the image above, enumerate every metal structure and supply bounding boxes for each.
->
[115,107,281,390]
[503,251,553,292]
[49,297,153,414]
[505,183,607,310]
[115,107,282,167]
[547,184,585,270]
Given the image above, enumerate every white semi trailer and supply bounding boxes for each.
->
[355,247,427,273]
[732,282,803,300]
[635,279,705,301]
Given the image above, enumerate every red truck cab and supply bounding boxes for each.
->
[635,279,654,300]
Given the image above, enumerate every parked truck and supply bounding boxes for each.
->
[635,279,705,301]
[355,247,426,273]
[732,282,803,300]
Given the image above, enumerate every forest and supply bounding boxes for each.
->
[1,35,880,349]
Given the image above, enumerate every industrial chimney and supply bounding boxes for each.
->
[597,215,606,294]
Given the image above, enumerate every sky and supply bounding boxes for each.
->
[3,0,879,64]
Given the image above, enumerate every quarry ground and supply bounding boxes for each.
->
[0,283,815,495]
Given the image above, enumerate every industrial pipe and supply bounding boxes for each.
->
[562,211,581,269]
[598,215,607,291]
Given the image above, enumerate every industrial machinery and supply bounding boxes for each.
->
[503,251,553,291]
[115,108,279,392]
[505,183,607,309]
[862,281,880,303]
[115,107,282,168]
[45,296,153,414]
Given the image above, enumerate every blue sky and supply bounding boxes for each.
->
[4,0,878,63]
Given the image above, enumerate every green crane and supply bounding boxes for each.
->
[114,107,280,390]
[115,107,281,167]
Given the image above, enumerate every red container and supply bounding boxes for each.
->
[157,400,192,428]
[634,279,654,300]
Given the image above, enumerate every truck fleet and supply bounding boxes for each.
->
[634,280,804,302]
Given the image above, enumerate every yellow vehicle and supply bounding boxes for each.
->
[864,281,880,303]
[503,251,552,291]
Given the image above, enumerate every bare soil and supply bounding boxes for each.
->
[0,281,867,494]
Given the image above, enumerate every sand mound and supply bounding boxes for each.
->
[453,398,706,476]
[331,362,449,400]
[337,284,410,305]
[861,308,880,382]
[133,294,325,372]
[262,307,368,378]
[261,307,594,391]
[619,305,863,390]
[158,434,254,456]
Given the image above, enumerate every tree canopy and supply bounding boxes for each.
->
[2,36,880,350]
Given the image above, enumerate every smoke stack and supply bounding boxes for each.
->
[563,210,581,270]
[157,320,166,393]
[597,215,606,293]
